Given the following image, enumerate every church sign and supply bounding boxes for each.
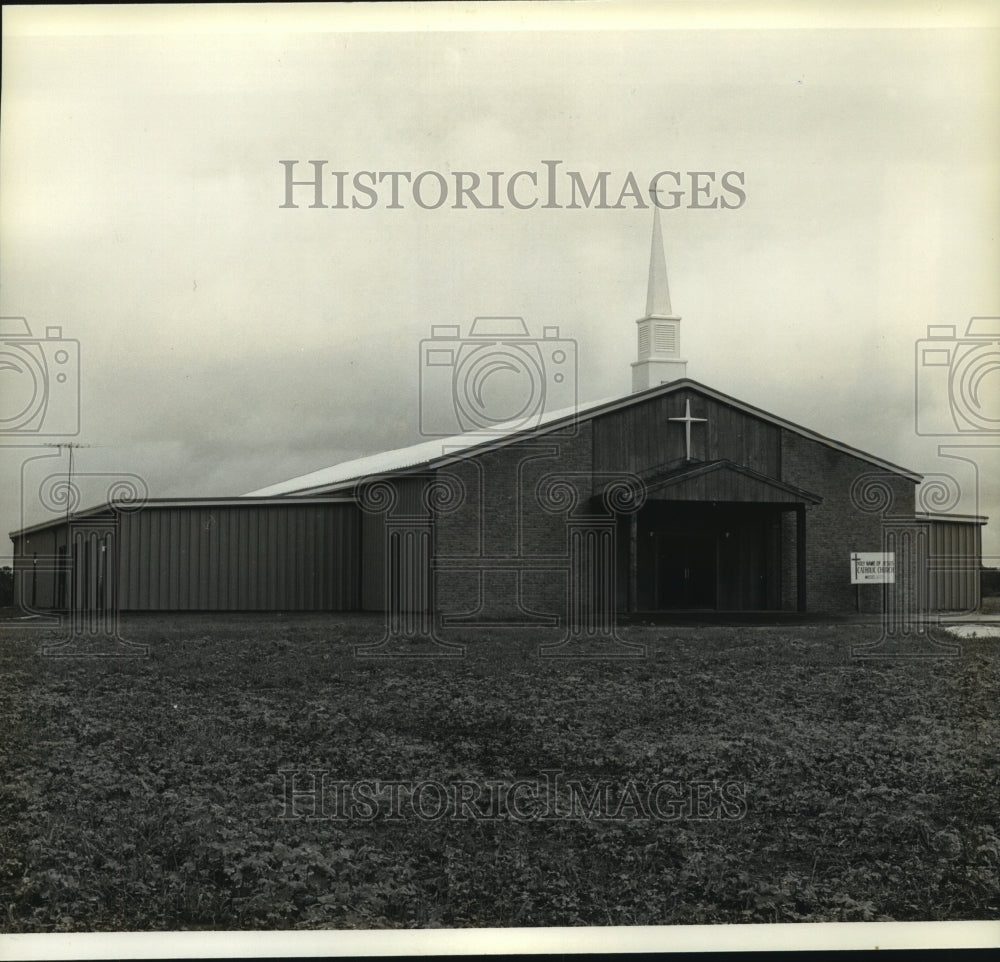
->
[850,552,895,584]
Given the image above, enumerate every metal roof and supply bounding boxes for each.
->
[244,394,618,496]
[245,378,925,497]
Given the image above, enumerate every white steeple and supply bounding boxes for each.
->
[646,203,672,317]
[631,205,687,392]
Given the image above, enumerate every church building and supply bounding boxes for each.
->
[10,212,986,625]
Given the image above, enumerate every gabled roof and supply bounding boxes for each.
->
[245,378,923,497]
[639,459,823,505]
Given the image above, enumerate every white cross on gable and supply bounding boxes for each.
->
[668,398,708,461]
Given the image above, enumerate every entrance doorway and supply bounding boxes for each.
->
[632,501,790,612]
[655,533,717,609]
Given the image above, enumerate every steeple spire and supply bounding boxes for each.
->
[645,204,672,317]
[631,204,687,392]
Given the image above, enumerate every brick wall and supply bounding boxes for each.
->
[429,399,921,620]
[433,423,596,624]
[780,432,916,614]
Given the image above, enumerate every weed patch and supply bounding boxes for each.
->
[1,615,997,929]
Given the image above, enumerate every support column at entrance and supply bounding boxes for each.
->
[796,505,807,613]
[628,513,638,612]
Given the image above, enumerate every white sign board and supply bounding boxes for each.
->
[850,552,895,584]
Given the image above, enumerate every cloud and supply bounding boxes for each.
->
[2,17,998,558]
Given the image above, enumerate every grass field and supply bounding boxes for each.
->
[1,613,997,931]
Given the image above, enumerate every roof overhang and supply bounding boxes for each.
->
[638,459,823,506]
[915,512,989,526]
[9,496,357,541]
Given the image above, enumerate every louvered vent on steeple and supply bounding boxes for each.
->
[631,205,687,391]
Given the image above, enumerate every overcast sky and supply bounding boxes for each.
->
[2,3,998,560]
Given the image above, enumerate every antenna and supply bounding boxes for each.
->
[42,442,94,613]
[42,442,93,527]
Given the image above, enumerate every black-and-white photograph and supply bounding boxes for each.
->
[1,2,998,957]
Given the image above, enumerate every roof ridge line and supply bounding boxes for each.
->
[245,378,923,498]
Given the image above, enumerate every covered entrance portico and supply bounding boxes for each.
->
[618,460,821,613]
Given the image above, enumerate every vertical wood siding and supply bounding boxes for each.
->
[591,389,781,478]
